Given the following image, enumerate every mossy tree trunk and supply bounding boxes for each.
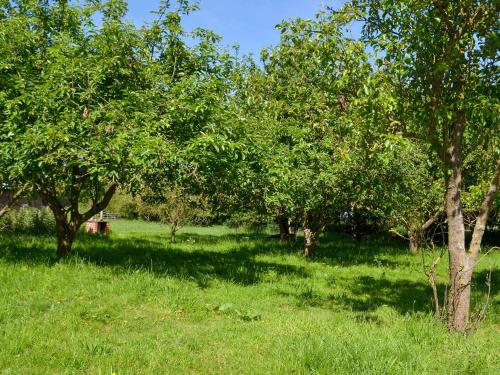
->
[303,213,323,257]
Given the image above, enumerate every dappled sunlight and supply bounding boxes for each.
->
[1,225,496,317]
[0,223,498,374]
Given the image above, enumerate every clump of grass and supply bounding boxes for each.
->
[0,207,55,235]
[214,302,262,321]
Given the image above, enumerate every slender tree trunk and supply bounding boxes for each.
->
[170,223,177,243]
[303,214,321,257]
[303,227,317,257]
[447,161,500,331]
[408,229,421,254]
[279,216,290,242]
[445,141,471,332]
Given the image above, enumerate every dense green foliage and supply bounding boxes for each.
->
[241,17,374,240]
[0,222,498,374]
[0,0,152,201]
[0,0,160,256]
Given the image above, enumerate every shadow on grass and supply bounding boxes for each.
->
[0,229,495,315]
[274,277,437,315]
[0,232,309,286]
[335,276,436,314]
[311,233,407,268]
[175,231,407,268]
[281,270,499,316]
[347,270,499,313]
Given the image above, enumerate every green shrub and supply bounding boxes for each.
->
[107,192,139,220]
[224,211,269,229]
[0,207,55,235]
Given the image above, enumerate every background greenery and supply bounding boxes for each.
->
[0,207,55,235]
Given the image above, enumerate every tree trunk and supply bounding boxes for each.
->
[409,237,419,254]
[303,213,325,257]
[303,227,317,257]
[170,223,177,244]
[445,173,484,332]
[38,182,117,257]
[408,230,421,254]
[279,216,290,242]
[441,116,499,331]
[55,220,77,258]
[445,142,471,332]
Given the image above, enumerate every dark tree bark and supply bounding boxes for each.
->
[279,216,290,242]
[38,181,117,257]
[55,218,77,258]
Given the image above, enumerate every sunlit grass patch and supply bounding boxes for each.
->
[0,221,498,374]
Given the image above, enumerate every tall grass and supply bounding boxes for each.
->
[0,220,498,374]
[0,207,55,235]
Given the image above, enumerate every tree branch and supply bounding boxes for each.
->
[69,167,85,223]
[421,209,444,231]
[0,185,29,218]
[389,228,409,241]
[82,184,117,222]
[36,183,70,231]
[468,160,500,264]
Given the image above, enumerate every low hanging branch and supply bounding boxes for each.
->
[389,208,444,243]
[421,209,445,232]
[82,184,118,222]
[468,160,500,266]
[0,185,29,218]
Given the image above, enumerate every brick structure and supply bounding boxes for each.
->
[85,220,110,235]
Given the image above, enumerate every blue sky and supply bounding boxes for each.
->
[125,1,348,57]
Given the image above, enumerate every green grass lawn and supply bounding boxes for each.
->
[0,221,498,374]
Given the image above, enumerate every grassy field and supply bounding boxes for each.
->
[0,220,498,374]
